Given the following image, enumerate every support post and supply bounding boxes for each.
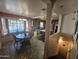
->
[44,3,52,59]
[5,19,9,33]
[28,19,32,32]
[24,21,26,32]
[43,0,57,58]
[57,14,63,33]
[0,17,2,49]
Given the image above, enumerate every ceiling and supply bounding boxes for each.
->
[0,0,46,17]
[0,0,78,19]
[54,0,78,15]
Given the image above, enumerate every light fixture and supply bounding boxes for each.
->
[23,19,26,21]
[58,36,63,43]
[19,18,22,20]
[19,18,27,21]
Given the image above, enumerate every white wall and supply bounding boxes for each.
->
[57,14,63,33]
[61,13,76,35]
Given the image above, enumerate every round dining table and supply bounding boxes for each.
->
[15,32,32,41]
[14,32,32,47]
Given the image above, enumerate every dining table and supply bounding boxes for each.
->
[14,32,32,47]
[16,32,32,40]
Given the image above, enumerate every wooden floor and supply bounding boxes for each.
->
[0,37,44,59]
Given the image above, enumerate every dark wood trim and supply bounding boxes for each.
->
[24,21,26,31]
[0,12,32,19]
[0,17,3,37]
[5,18,9,33]
[28,19,32,32]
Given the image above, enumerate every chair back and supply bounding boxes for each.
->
[2,34,15,48]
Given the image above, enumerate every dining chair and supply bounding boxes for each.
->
[2,34,15,49]
[1,34,15,58]
[12,34,23,50]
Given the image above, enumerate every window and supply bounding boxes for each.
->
[26,20,28,31]
[17,20,24,32]
[8,19,24,33]
[1,18,8,35]
[40,22,44,29]
[1,18,29,34]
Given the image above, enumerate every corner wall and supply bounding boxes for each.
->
[61,13,76,36]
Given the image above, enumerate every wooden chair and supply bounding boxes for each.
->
[0,34,15,58]
[2,34,15,49]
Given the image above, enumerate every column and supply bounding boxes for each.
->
[44,0,57,59]
[44,3,52,59]
[5,18,9,33]
[33,19,40,37]
[24,21,26,32]
[28,19,32,32]
[57,14,63,33]
[0,17,2,49]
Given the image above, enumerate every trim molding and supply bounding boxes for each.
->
[0,12,31,19]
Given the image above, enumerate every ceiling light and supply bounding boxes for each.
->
[23,19,26,21]
[19,18,22,20]
[58,36,63,43]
